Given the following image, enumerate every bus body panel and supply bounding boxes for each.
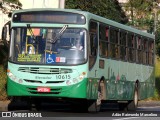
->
[7,8,155,107]
[7,62,88,99]
[7,77,87,98]
[87,57,154,100]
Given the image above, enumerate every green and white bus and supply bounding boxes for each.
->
[3,8,155,112]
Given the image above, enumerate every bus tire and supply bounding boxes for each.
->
[127,83,139,111]
[34,101,42,111]
[70,99,88,112]
[88,79,105,112]
[28,98,41,111]
[118,102,128,111]
[88,100,100,112]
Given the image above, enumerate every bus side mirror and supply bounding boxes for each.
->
[2,26,7,41]
[2,21,11,46]
[8,12,12,18]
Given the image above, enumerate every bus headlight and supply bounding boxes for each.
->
[7,70,23,83]
[8,72,13,77]
[66,72,86,86]
[7,71,15,80]
[79,75,84,80]
[78,72,86,81]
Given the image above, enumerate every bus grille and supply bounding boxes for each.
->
[27,87,62,94]
[18,67,72,74]
[24,79,65,84]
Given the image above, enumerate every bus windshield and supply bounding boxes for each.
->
[10,27,87,65]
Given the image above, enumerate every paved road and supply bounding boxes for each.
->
[1,101,160,120]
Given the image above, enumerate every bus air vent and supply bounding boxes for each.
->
[46,81,65,84]
[24,79,42,83]
[18,67,72,74]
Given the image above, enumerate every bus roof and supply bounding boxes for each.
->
[12,8,155,39]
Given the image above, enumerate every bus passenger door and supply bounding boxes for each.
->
[89,21,98,71]
[1,21,10,48]
[88,20,100,102]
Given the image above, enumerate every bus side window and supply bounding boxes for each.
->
[90,34,97,56]
[120,31,127,61]
[99,24,109,57]
[148,40,154,65]
[142,38,148,64]
[110,28,119,59]
[136,36,142,64]
[89,21,98,69]
[127,33,135,62]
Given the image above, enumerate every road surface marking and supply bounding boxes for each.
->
[113,117,140,120]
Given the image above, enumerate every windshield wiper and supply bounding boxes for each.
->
[27,24,36,40]
[49,25,68,44]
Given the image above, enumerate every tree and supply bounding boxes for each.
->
[65,0,128,24]
[125,0,154,31]
[0,0,22,15]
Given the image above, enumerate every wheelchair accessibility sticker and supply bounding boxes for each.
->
[46,54,56,64]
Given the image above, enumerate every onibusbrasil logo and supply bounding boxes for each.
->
[1,112,42,117]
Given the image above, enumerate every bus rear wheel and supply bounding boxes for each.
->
[126,84,139,111]
[118,83,139,111]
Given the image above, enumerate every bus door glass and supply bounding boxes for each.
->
[89,21,98,69]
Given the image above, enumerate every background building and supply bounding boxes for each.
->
[0,0,65,40]
[19,0,65,9]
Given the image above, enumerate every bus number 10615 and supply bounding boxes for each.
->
[56,75,71,79]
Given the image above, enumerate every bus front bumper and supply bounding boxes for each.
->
[7,78,87,99]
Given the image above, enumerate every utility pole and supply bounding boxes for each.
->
[153,2,159,34]
[154,8,158,34]
[59,0,65,9]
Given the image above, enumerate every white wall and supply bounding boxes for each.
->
[118,0,128,3]
[19,0,65,9]
[0,11,10,40]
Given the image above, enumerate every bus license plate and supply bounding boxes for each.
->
[37,87,51,92]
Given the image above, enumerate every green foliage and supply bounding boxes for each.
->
[125,0,153,31]
[156,43,160,57]
[155,26,160,56]
[65,0,128,24]
[152,57,160,100]
[0,0,22,14]
[3,0,19,3]
[0,65,7,101]
[0,44,9,69]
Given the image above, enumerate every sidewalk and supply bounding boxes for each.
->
[138,100,160,107]
[0,101,10,111]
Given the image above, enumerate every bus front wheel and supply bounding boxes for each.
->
[88,79,105,112]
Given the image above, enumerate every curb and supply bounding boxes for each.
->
[0,101,10,111]
[138,101,160,107]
